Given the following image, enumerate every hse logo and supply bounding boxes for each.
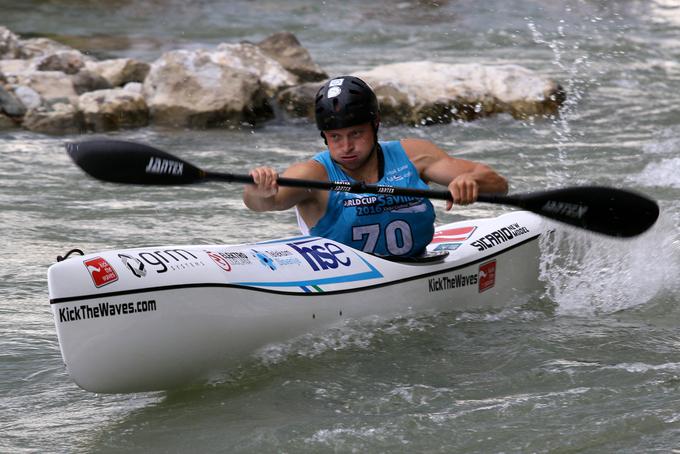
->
[84,257,118,288]
[287,239,351,272]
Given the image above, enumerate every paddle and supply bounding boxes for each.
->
[65,139,659,238]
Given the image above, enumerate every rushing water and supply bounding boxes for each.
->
[2,1,680,452]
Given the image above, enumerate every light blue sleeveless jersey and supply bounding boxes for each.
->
[309,141,435,257]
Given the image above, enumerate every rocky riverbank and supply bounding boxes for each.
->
[0,25,565,135]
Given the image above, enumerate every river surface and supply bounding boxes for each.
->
[2,1,680,452]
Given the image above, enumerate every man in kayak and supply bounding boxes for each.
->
[243,76,508,257]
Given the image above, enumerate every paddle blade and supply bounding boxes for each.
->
[514,186,659,237]
[66,140,205,185]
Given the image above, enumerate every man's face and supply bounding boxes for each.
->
[324,122,375,171]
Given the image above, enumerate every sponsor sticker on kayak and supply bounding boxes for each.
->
[116,249,206,277]
[470,223,530,252]
[431,226,477,244]
[206,251,232,272]
[478,260,496,293]
[84,257,118,288]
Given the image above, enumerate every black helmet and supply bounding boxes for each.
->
[315,76,379,131]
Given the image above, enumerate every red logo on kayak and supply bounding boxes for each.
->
[431,226,477,244]
[478,260,496,293]
[84,257,118,288]
[206,251,232,272]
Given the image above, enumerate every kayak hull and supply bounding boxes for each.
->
[48,211,543,393]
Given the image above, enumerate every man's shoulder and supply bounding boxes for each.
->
[284,159,328,180]
[399,138,437,154]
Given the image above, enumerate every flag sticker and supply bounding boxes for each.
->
[431,226,477,244]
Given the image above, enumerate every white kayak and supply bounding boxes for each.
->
[48,211,543,393]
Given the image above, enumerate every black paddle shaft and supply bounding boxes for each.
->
[65,139,660,238]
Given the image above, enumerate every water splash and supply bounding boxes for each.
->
[538,214,680,315]
[634,158,680,188]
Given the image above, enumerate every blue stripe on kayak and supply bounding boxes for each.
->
[300,286,311,293]
[255,235,314,245]
[233,254,383,288]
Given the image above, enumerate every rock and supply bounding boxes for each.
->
[70,69,112,94]
[354,62,565,124]
[13,71,79,105]
[17,37,75,59]
[277,63,565,125]
[0,59,32,76]
[143,49,278,127]
[0,112,16,129]
[215,42,299,96]
[85,58,150,87]
[256,32,327,82]
[33,50,90,74]
[275,82,320,118]
[0,26,22,59]
[12,86,42,110]
[122,82,143,94]
[23,103,82,134]
[0,84,27,117]
[78,88,148,131]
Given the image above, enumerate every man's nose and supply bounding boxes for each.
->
[340,136,354,151]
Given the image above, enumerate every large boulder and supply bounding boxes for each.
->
[256,32,327,82]
[79,87,148,131]
[143,46,296,127]
[355,62,565,124]
[277,62,566,125]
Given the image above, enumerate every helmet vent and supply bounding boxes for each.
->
[332,98,341,112]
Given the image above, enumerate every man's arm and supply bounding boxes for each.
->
[402,138,508,210]
[243,160,327,212]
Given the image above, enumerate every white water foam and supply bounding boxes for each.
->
[538,215,680,315]
[634,157,680,188]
